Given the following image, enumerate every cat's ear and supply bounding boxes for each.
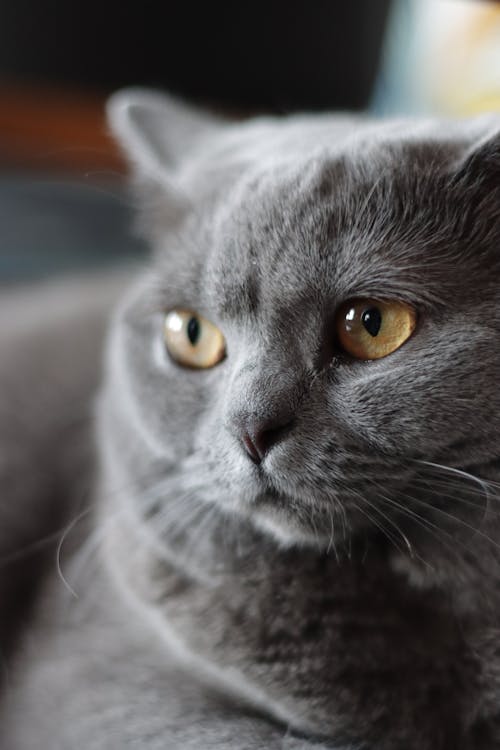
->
[106,88,219,183]
[453,122,500,191]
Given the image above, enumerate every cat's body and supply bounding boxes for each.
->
[2,93,500,749]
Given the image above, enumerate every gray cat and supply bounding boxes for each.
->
[2,90,500,750]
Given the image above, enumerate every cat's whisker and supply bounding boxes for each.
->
[305,504,322,552]
[132,463,209,518]
[349,485,414,558]
[150,503,207,550]
[411,468,500,504]
[410,460,500,541]
[59,510,123,604]
[408,475,500,520]
[326,508,339,561]
[149,481,208,522]
[338,500,349,544]
[139,482,197,517]
[370,494,436,571]
[414,459,493,500]
[78,481,218,591]
[182,503,221,570]
[368,478,450,543]
[56,485,168,603]
[157,494,213,539]
[407,494,500,556]
[46,468,187,596]
[152,499,228,585]
[376,486,490,564]
[0,513,90,568]
[55,506,96,599]
[350,501,406,557]
[58,470,213,594]
[410,473,497,495]
[376,497,458,568]
[150,489,217,555]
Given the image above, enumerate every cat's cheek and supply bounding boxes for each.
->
[190,411,262,503]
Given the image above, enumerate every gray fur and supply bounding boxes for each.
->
[2,91,500,749]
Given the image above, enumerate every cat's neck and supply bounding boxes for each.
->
[98,463,500,649]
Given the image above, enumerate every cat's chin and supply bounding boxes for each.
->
[243,479,359,551]
[249,503,332,550]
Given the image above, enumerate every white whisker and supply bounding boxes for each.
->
[55,508,92,599]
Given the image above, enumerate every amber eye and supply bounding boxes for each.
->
[164,310,226,369]
[335,299,417,360]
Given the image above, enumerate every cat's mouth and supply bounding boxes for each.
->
[248,480,349,548]
[254,484,284,504]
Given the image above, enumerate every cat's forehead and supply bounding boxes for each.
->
[203,138,456,321]
[206,156,350,319]
[154,112,500,321]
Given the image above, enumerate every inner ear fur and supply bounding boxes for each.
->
[107,88,221,182]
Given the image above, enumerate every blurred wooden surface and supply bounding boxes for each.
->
[0,81,125,174]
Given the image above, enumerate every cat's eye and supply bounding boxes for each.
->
[335,299,417,360]
[164,310,226,369]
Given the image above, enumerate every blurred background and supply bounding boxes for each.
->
[2,0,500,283]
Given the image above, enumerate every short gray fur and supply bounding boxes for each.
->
[2,91,500,749]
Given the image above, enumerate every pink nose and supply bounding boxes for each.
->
[239,415,294,464]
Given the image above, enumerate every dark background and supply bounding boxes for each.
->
[0,1,391,112]
[0,1,393,282]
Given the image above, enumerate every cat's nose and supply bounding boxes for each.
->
[239,414,294,464]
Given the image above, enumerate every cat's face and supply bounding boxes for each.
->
[103,91,500,552]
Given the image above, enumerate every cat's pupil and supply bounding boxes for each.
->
[361,307,382,337]
[187,317,201,346]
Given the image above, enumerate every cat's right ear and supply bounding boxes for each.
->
[106,88,219,185]
[452,120,500,193]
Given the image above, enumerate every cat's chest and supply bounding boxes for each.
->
[101,502,500,748]
[121,536,477,746]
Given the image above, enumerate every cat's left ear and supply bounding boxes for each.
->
[107,88,220,184]
[453,121,500,191]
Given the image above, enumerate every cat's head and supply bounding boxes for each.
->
[102,90,500,554]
